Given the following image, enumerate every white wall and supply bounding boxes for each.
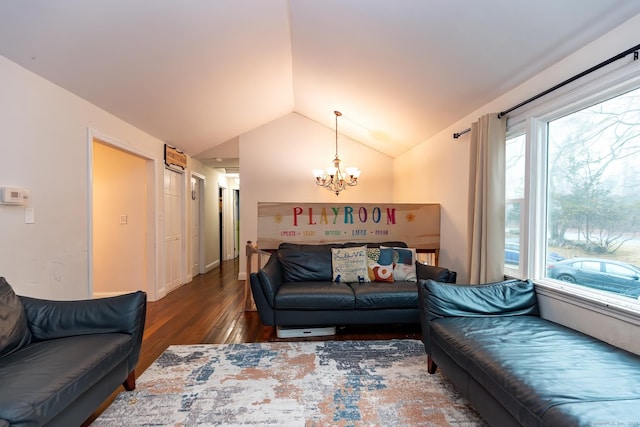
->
[394,14,640,353]
[0,54,164,299]
[394,13,640,284]
[393,129,471,278]
[239,112,394,278]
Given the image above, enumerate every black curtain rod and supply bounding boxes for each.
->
[453,43,640,139]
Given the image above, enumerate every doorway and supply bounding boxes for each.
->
[233,189,240,258]
[191,174,205,277]
[219,186,224,260]
[91,138,155,298]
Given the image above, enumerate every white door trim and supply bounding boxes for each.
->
[87,128,159,300]
[191,172,206,276]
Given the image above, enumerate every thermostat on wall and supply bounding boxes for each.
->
[0,187,27,205]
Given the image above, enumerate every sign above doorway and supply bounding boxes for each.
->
[164,144,187,169]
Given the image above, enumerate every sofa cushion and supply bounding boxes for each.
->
[278,243,341,282]
[275,281,355,310]
[331,246,369,283]
[0,277,31,358]
[423,278,539,321]
[350,281,418,309]
[366,247,394,282]
[383,247,417,281]
[20,291,146,341]
[0,333,132,426]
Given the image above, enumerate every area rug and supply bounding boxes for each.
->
[94,340,487,426]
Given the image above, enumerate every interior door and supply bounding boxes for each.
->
[191,176,200,276]
[164,168,183,292]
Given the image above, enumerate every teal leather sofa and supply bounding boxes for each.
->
[250,242,456,328]
[418,278,640,426]
[0,277,146,427]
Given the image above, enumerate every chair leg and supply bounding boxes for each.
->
[123,371,136,391]
[427,356,438,374]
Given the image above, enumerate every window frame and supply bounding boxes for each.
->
[505,58,640,318]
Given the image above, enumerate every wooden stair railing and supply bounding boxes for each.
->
[416,248,439,267]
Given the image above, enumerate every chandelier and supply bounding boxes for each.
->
[313,111,361,196]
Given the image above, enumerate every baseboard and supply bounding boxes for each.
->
[276,326,336,338]
[204,260,220,273]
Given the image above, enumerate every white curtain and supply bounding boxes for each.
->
[467,114,507,284]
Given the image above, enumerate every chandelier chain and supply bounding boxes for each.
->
[334,110,341,158]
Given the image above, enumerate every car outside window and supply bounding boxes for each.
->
[580,261,600,273]
[605,263,638,279]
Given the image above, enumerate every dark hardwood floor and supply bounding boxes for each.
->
[86,257,421,424]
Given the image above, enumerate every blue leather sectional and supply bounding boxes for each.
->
[418,278,640,426]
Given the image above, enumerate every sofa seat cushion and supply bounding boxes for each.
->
[350,281,418,309]
[0,333,132,426]
[430,315,640,426]
[275,282,355,310]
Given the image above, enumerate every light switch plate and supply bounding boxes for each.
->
[25,207,35,224]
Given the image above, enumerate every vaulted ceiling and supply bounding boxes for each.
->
[1,1,639,169]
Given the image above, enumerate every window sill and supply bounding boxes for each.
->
[534,279,640,326]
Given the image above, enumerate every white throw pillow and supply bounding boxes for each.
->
[331,246,370,283]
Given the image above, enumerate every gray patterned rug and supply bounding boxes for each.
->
[94,340,486,426]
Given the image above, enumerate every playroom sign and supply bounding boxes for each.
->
[257,202,440,249]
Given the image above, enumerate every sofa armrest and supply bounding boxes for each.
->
[19,291,147,342]
[418,279,538,355]
[250,255,283,327]
[416,262,457,283]
[256,254,284,306]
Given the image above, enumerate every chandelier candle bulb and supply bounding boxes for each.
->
[346,167,361,178]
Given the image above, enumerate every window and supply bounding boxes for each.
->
[505,71,640,308]
[505,135,526,273]
[545,87,640,300]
